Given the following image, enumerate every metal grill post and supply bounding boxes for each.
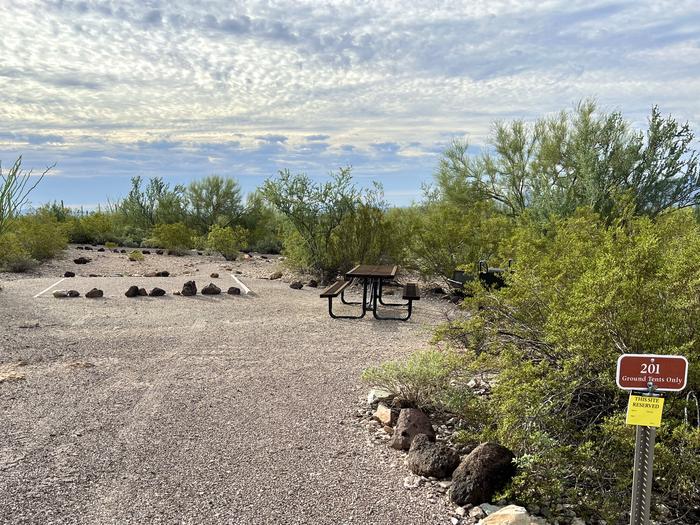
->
[630,425,656,525]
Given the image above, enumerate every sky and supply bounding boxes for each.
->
[1,0,700,209]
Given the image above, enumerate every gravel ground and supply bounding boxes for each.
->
[1,247,454,524]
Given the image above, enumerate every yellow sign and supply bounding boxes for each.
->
[626,395,664,427]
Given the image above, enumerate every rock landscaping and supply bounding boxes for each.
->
[210,272,219,278]
[85,288,104,298]
[389,408,436,450]
[201,283,221,295]
[64,271,75,277]
[227,287,241,295]
[73,257,90,264]
[289,281,303,289]
[125,285,139,298]
[149,287,166,297]
[181,281,197,296]
[357,388,587,525]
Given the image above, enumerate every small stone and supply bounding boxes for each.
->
[367,387,394,406]
[64,271,75,277]
[407,434,460,478]
[156,250,164,255]
[307,279,318,288]
[142,250,151,254]
[269,271,283,280]
[227,287,241,295]
[182,281,197,296]
[289,281,303,289]
[451,518,459,525]
[97,247,105,252]
[373,403,396,426]
[67,290,80,297]
[469,507,487,520]
[73,257,91,265]
[455,506,467,517]
[201,283,221,295]
[382,425,393,434]
[85,288,103,298]
[480,504,502,516]
[149,287,166,297]
[173,290,181,296]
[210,273,219,278]
[125,286,139,298]
[138,287,148,296]
[402,475,422,489]
[53,290,68,298]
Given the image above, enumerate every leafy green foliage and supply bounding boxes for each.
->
[127,250,144,262]
[362,350,473,412]
[187,176,243,233]
[0,232,37,272]
[262,168,394,279]
[13,212,68,261]
[440,102,700,223]
[206,224,248,260]
[118,176,186,230]
[428,209,700,521]
[151,222,194,254]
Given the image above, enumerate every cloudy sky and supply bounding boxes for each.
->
[1,0,699,208]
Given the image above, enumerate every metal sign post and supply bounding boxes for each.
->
[629,424,655,525]
[616,354,690,525]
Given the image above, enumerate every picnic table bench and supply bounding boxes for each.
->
[320,264,419,321]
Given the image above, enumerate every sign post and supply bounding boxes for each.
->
[616,354,688,525]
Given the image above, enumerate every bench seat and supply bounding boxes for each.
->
[320,280,351,298]
[402,283,420,301]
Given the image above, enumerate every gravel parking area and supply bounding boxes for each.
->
[1,248,453,524]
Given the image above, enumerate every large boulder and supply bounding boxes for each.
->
[182,281,197,296]
[479,505,547,525]
[388,408,435,450]
[450,442,516,506]
[407,434,460,478]
[201,283,221,295]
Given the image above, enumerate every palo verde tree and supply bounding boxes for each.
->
[438,101,700,223]
[186,175,243,233]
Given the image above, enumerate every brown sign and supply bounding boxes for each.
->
[616,354,688,392]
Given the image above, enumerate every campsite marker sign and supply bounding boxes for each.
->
[616,354,689,525]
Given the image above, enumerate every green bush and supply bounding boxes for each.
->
[263,169,397,279]
[368,209,700,523]
[13,213,67,261]
[128,250,144,262]
[0,232,37,272]
[152,222,194,255]
[104,241,117,249]
[362,350,473,412]
[206,224,247,260]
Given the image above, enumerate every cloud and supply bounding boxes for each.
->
[1,0,699,208]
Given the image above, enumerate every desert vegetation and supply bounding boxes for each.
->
[2,101,699,522]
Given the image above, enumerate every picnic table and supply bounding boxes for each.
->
[320,264,419,320]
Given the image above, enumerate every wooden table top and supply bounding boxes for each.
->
[345,264,398,279]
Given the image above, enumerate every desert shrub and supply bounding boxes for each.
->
[263,169,397,279]
[127,250,144,262]
[152,222,194,254]
[13,213,68,261]
[451,209,699,521]
[362,350,473,412]
[0,232,37,272]
[104,241,117,249]
[206,224,248,260]
[367,209,700,523]
[67,212,119,244]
